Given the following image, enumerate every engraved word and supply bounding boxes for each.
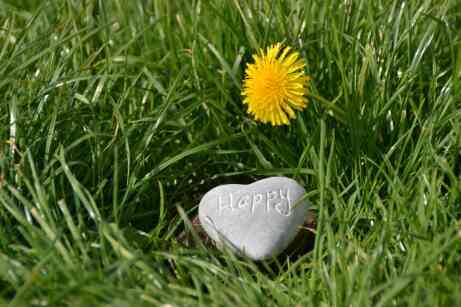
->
[217,188,292,217]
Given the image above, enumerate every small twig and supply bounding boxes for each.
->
[9,100,17,157]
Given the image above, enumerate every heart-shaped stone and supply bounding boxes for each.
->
[198,177,309,260]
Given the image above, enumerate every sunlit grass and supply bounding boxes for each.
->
[0,0,460,306]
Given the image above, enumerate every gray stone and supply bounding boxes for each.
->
[198,177,309,260]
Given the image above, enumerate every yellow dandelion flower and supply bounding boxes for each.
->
[242,43,310,126]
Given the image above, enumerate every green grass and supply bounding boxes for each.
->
[1,0,460,306]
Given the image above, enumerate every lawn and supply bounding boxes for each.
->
[1,0,461,306]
